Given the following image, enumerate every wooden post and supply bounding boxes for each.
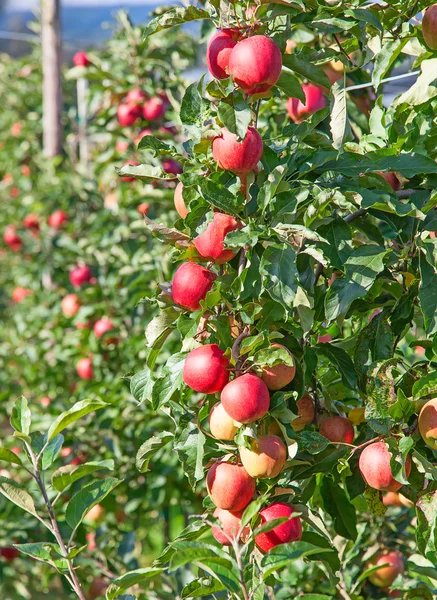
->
[41,0,63,158]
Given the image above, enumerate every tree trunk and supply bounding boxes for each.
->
[41,0,63,158]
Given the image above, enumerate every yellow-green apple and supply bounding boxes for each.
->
[209,402,238,440]
[418,397,437,449]
[239,435,286,478]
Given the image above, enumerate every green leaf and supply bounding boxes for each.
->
[257,166,287,214]
[372,36,409,90]
[413,371,437,401]
[260,243,299,312]
[143,215,190,246]
[316,218,352,270]
[196,176,240,215]
[181,578,225,598]
[354,312,393,390]
[52,460,114,492]
[41,434,64,470]
[365,359,400,420]
[13,542,55,562]
[145,308,179,347]
[276,71,305,102]
[151,352,186,410]
[419,249,437,335]
[321,478,357,540]
[0,447,23,467]
[0,481,39,518]
[11,396,31,436]
[253,345,294,368]
[330,79,352,151]
[116,164,171,182]
[65,477,121,531]
[136,432,173,473]
[217,91,251,140]
[174,420,205,489]
[261,541,333,579]
[316,343,358,391]
[393,58,437,107]
[283,54,331,88]
[142,6,211,38]
[106,567,165,599]
[130,368,155,404]
[47,399,108,442]
[325,245,388,322]
[180,79,209,141]
[416,491,437,563]
[137,135,178,156]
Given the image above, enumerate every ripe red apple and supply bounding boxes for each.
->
[194,213,242,264]
[125,89,148,105]
[88,577,107,599]
[239,434,287,478]
[137,202,150,216]
[86,532,97,552]
[4,225,22,251]
[172,262,216,311]
[23,213,39,230]
[206,29,240,79]
[84,503,105,523]
[221,373,270,424]
[287,84,327,123]
[163,159,183,176]
[143,97,167,121]
[174,181,189,218]
[10,122,22,136]
[255,502,302,553]
[358,441,411,492]
[383,492,402,507]
[69,265,92,287]
[211,507,249,545]
[0,547,19,562]
[183,344,230,393]
[422,5,437,50]
[40,396,51,408]
[206,461,255,511]
[117,103,141,127]
[318,333,332,343]
[61,294,81,317]
[228,35,282,94]
[319,416,355,444]
[48,209,68,228]
[12,287,32,303]
[291,394,315,431]
[418,397,437,449]
[10,187,20,198]
[261,343,296,390]
[73,51,91,67]
[93,318,114,339]
[76,357,93,380]
[209,402,238,440]
[367,549,404,588]
[378,172,401,191]
[21,165,31,177]
[212,126,263,173]
[115,140,129,153]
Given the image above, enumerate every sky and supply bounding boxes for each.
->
[7,0,159,7]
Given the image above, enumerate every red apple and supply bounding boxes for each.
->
[61,294,81,317]
[207,461,255,511]
[125,89,148,105]
[73,51,91,67]
[174,181,189,218]
[0,547,19,562]
[209,402,238,440]
[418,397,437,449]
[137,202,150,216]
[12,287,32,303]
[88,577,107,599]
[378,172,401,191]
[228,35,282,94]
[172,262,216,311]
[194,213,242,264]
[21,165,31,177]
[319,416,355,444]
[367,549,404,588]
[143,97,167,121]
[212,126,263,173]
[239,434,287,478]
[255,502,302,553]
[48,209,68,228]
[117,103,142,127]
[23,213,39,230]
[10,122,22,137]
[136,128,153,144]
[40,396,51,408]
[163,159,183,176]
[93,318,114,339]
[115,140,129,153]
[261,343,296,390]
[76,357,93,380]
[69,265,92,288]
[422,5,437,50]
[211,507,249,545]
[221,373,270,424]
[183,344,230,393]
[359,441,411,492]
[206,29,241,79]
[4,225,22,251]
[287,84,327,123]
[10,187,20,198]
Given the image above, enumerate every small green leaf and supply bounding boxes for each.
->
[136,432,174,473]
[0,447,23,467]
[11,397,31,436]
[65,477,121,531]
[47,399,107,442]
[106,567,165,599]
[52,460,114,492]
